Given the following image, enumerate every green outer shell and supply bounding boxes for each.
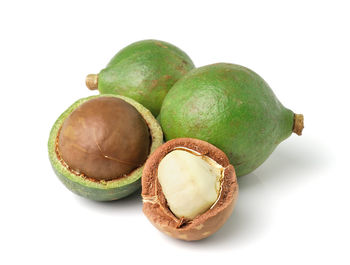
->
[98,39,195,116]
[159,63,294,177]
[48,94,163,201]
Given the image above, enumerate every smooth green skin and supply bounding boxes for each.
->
[98,39,195,116]
[48,95,163,201]
[159,63,294,177]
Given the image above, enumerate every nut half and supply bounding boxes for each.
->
[48,94,163,201]
[142,138,238,241]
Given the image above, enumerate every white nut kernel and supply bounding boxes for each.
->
[157,149,224,220]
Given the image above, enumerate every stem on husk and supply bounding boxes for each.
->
[86,74,98,90]
[293,114,304,136]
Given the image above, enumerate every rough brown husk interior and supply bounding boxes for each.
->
[142,138,238,241]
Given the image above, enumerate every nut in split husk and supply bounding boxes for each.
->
[58,96,150,181]
[142,138,238,241]
[48,95,163,201]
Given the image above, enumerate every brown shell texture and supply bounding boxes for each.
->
[142,138,238,241]
[58,97,150,180]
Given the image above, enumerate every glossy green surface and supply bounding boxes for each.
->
[98,39,195,116]
[159,63,294,176]
[48,95,163,201]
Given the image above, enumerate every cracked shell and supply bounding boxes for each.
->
[142,138,238,241]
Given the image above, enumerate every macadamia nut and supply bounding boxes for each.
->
[157,149,224,220]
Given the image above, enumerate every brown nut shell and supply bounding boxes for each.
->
[58,96,150,181]
[142,138,238,241]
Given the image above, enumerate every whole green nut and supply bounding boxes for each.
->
[86,39,195,116]
[159,63,304,177]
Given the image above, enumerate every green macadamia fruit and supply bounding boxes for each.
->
[86,39,195,116]
[159,63,304,177]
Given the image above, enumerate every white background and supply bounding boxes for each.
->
[1,0,349,264]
